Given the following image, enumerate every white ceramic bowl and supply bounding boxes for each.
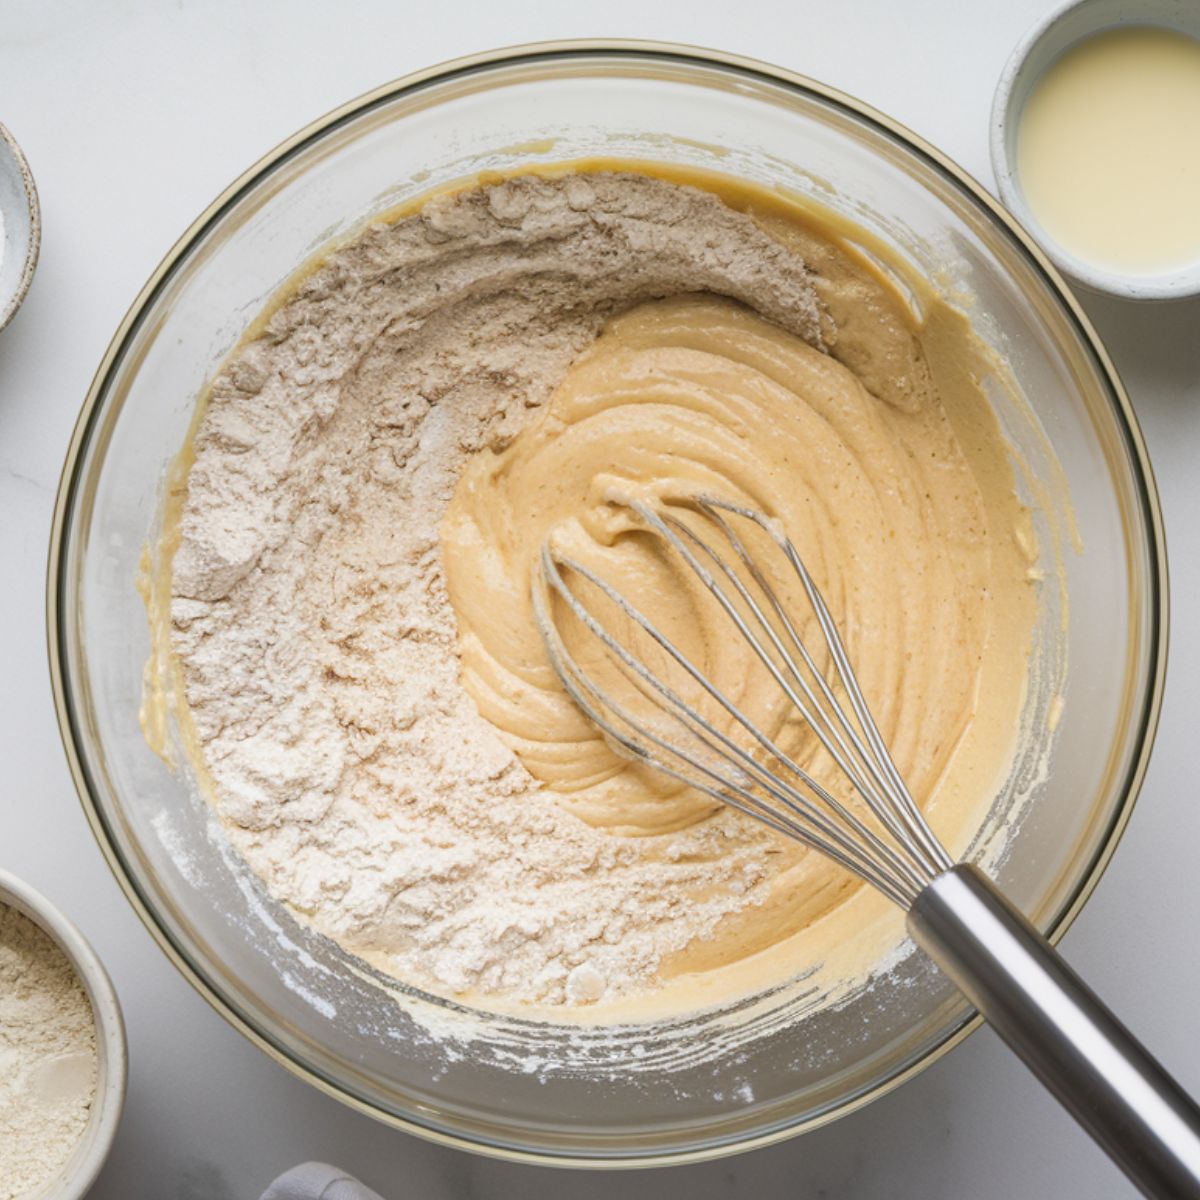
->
[0,123,40,331]
[0,868,126,1199]
[991,0,1200,301]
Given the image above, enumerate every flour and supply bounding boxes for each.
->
[0,902,97,1199]
[167,172,829,1007]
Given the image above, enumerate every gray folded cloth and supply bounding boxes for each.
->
[259,1162,387,1200]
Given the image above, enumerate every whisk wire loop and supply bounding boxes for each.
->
[534,495,960,905]
[535,548,920,905]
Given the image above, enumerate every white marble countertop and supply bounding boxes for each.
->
[2,2,1198,1196]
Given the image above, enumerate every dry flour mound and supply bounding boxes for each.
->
[169,172,827,1007]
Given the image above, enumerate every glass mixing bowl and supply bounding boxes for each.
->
[48,42,1166,1165]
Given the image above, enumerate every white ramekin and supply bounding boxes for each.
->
[991,0,1200,301]
[0,868,126,1199]
[0,122,40,331]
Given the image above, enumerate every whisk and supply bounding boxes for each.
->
[534,493,1200,1199]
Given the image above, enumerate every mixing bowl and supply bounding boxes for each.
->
[47,41,1165,1165]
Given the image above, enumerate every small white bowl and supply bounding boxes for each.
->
[0,122,40,332]
[991,0,1200,301]
[0,869,126,1199]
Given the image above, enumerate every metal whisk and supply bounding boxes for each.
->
[534,493,1200,1200]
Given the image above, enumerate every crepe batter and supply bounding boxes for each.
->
[145,164,1038,1014]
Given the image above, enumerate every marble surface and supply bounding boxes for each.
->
[2,2,1198,1196]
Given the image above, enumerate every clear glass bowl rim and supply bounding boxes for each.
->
[45,39,1169,1167]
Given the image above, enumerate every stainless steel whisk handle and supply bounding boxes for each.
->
[909,865,1200,1199]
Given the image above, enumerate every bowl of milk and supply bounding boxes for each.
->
[992,0,1200,301]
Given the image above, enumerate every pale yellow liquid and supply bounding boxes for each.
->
[1017,25,1200,274]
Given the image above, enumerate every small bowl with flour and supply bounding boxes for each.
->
[0,869,125,1200]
